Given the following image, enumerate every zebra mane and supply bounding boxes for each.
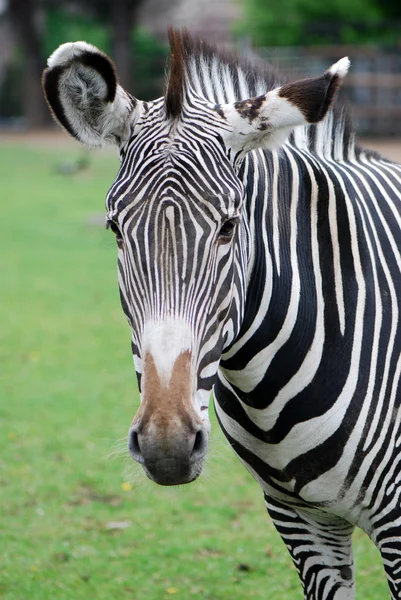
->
[166,27,281,115]
[165,28,357,161]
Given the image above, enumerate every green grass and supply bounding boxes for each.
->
[0,140,389,599]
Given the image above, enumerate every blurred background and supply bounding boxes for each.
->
[1,2,400,599]
[0,0,400,136]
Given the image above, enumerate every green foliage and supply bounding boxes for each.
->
[379,0,401,19]
[239,0,400,46]
[44,8,111,58]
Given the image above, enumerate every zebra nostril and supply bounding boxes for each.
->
[190,430,207,462]
[129,429,144,463]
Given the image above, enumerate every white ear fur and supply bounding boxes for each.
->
[220,58,350,161]
[43,41,142,147]
[47,41,102,68]
[221,88,306,157]
[328,57,351,79]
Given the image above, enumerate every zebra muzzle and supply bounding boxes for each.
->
[128,422,207,485]
[128,350,209,485]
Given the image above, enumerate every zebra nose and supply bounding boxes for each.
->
[128,423,208,485]
[191,429,208,461]
[128,427,143,464]
[128,427,207,463]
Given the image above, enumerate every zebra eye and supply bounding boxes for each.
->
[106,219,123,247]
[218,218,238,240]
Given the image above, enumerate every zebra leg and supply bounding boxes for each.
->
[265,494,355,600]
[378,539,401,599]
[370,511,401,599]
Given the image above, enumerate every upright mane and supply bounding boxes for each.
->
[165,27,357,161]
[166,27,281,116]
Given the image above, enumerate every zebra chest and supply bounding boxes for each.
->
[214,370,362,508]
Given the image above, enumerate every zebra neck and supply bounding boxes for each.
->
[221,143,350,398]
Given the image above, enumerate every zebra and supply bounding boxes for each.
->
[42,28,401,599]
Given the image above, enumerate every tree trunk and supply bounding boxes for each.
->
[110,0,146,93]
[9,0,49,129]
[111,0,133,92]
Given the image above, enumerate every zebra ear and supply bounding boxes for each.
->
[220,57,350,161]
[42,42,142,148]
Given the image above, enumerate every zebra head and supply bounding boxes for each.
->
[43,29,349,485]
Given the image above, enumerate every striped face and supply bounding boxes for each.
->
[106,98,249,485]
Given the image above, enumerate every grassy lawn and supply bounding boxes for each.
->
[0,139,389,599]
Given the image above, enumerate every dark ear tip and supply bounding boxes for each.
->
[279,71,344,124]
[278,58,349,124]
[309,73,341,123]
